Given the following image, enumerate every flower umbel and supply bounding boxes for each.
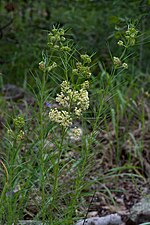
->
[56,80,89,112]
[77,88,89,111]
[122,63,128,69]
[68,127,83,141]
[81,80,89,89]
[113,57,122,67]
[49,108,72,127]
[13,116,25,129]
[74,107,82,117]
[81,54,91,64]
[125,26,138,46]
[49,79,90,127]
[56,92,70,107]
[17,130,25,141]
[60,81,70,93]
[72,59,92,78]
[47,28,91,129]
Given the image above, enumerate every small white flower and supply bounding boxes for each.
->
[122,63,128,69]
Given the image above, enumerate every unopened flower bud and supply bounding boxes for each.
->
[81,54,91,64]
[59,28,65,36]
[118,40,123,46]
[61,46,71,51]
[39,61,45,71]
[61,36,66,41]
[72,69,79,75]
[53,45,59,49]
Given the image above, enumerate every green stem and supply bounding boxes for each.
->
[39,70,47,222]
[50,127,66,221]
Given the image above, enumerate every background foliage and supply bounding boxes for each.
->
[1,0,150,85]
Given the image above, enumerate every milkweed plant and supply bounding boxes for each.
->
[37,26,93,223]
[0,24,139,224]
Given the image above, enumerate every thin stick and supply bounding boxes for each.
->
[83,188,96,225]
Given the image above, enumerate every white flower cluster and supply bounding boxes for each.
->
[72,54,92,78]
[113,57,122,66]
[56,81,89,116]
[77,88,89,111]
[49,80,90,127]
[48,27,65,49]
[47,27,71,52]
[74,62,91,78]
[68,127,83,141]
[125,26,138,46]
[81,80,89,89]
[56,92,70,108]
[115,26,138,70]
[56,81,71,108]
[113,57,128,69]
[49,108,72,127]
[60,80,70,92]
[39,61,57,72]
